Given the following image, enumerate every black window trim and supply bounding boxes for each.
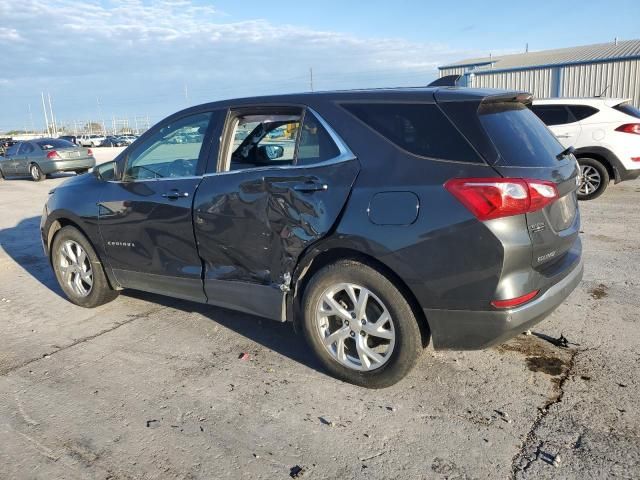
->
[338,99,486,165]
[213,105,354,176]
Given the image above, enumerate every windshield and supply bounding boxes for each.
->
[479,102,564,167]
[37,139,76,150]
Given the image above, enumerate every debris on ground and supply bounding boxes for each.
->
[589,283,608,299]
[289,465,306,478]
[238,352,250,360]
[318,416,334,427]
[146,419,159,428]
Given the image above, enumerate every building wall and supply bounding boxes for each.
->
[471,67,555,98]
[440,59,640,107]
[561,59,640,107]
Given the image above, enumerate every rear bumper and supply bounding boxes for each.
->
[425,256,584,350]
[40,158,96,174]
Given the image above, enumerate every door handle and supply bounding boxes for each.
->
[293,182,328,192]
[162,190,189,199]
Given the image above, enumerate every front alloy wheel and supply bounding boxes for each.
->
[316,283,395,371]
[58,240,93,297]
[51,226,119,308]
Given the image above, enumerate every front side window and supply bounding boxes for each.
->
[124,112,212,180]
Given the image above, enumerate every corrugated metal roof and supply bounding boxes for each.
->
[439,39,640,71]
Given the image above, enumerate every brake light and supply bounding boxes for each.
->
[632,157,640,162]
[491,290,539,309]
[46,150,61,159]
[444,178,559,221]
[615,123,640,135]
[87,148,93,156]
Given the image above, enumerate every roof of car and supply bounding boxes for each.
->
[533,97,629,107]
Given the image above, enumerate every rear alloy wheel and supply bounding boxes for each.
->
[302,260,424,388]
[577,158,609,200]
[30,163,44,182]
[51,226,119,308]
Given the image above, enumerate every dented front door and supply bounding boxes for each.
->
[193,159,359,321]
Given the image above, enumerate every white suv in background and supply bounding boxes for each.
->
[78,134,106,148]
[531,98,640,200]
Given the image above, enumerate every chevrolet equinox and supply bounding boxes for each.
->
[41,88,584,388]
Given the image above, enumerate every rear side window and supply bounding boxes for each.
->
[297,111,341,165]
[341,103,481,162]
[613,102,640,119]
[530,105,573,126]
[479,102,564,167]
[568,105,599,121]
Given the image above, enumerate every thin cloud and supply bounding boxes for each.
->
[0,0,478,129]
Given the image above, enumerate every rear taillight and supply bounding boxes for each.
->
[87,148,93,156]
[46,150,61,159]
[444,178,559,221]
[615,123,640,135]
[491,290,539,309]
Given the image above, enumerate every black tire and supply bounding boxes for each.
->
[29,163,44,182]
[76,169,89,175]
[301,260,424,388]
[51,226,119,308]
[577,157,609,201]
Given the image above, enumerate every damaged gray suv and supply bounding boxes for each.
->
[41,87,583,387]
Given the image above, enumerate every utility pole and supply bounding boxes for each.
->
[184,83,189,104]
[309,67,314,92]
[28,103,35,133]
[47,92,57,136]
[97,97,106,134]
[41,92,51,136]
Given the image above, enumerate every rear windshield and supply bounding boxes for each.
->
[479,102,564,167]
[613,103,640,119]
[37,139,75,150]
[342,102,481,163]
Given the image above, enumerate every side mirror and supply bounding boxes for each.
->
[95,160,118,181]
[257,144,284,162]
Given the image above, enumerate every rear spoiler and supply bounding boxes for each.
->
[480,92,533,106]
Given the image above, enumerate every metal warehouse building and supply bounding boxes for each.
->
[439,39,640,106]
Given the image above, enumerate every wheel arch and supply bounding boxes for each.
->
[288,243,430,347]
[574,147,619,183]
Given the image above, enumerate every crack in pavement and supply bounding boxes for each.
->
[510,347,579,478]
[0,305,170,377]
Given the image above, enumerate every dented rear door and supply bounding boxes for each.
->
[193,110,359,321]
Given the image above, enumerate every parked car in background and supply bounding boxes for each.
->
[58,135,79,145]
[102,136,126,147]
[118,134,137,145]
[0,138,95,181]
[40,88,583,387]
[78,134,105,147]
[531,98,640,200]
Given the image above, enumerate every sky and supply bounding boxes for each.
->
[1,0,639,133]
